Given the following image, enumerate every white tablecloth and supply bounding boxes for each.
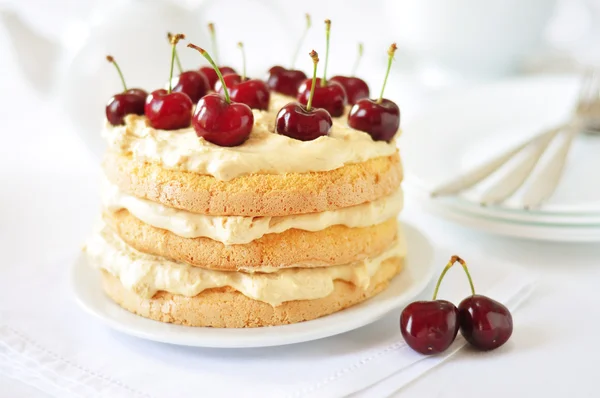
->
[1,46,599,398]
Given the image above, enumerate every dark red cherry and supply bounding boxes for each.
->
[172,70,210,102]
[200,66,237,90]
[145,89,193,130]
[192,93,254,146]
[297,78,346,117]
[458,295,513,351]
[216,74,270,110]
[348,98,400,141]
[330,75,369,105]
[106,89,146,125]
[400,300,460,355]
[104,55,146,125]
[276,102,331,141]
[266,66,307,97]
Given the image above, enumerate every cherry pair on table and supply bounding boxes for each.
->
[400,256,514,355]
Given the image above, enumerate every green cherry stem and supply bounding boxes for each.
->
[321,19,331,87]
[188,43,230,104]
[106,55,127,92]
[306,50,319,112]
[168,33,185,94]
[351,42,364,76]
[167,32,184,74]
[208,22,219,65]
[290,13,311,69]
[237,42,246,81]
[432,255,476,300]
[378,43,397,104]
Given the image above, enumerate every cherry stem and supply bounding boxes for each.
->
[168,33,183,74]
[237,42,246,81]
[378,43,397,104]
[321,19,331,87]
[188,43,230,104]
[306,50,319,112]
[351,42,363,76]
[168,34,185,94]
[290,13,311,69]
[208,22,219,65]
[106,55,127,92]
[432,255,476,300]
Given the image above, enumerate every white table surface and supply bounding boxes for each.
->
[1,45,599,398]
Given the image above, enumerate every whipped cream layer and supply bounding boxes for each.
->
[86,226,406,306]
[102,178,404,244]
[103,93,398,181]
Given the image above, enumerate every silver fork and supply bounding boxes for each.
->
[431,70,600,208]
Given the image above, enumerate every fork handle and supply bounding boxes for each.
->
[521,125,579,209]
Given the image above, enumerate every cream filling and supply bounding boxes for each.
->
[102,178,404,244]
[85,226,406,306]
[102,92,398,181]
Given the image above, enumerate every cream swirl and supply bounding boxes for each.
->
[102,93,398,181]
[102,179,403,244]
[85,226,406,306]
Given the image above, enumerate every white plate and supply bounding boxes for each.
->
[72,223,435,348]
[420,199,600,242]
[402,75,600,218]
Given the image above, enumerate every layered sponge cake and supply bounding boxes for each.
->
[87,82,404,327]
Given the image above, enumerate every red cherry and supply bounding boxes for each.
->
[188,43,254,147]
[330,75,369,105]
[145,89,193,130]
[348,43,400,141]
[400,300,460,355]
[200,66,237,90]
[297,78,346,117]
[172,70,210,102]
[104,55,146,125]
[106,89,146,125]
[277,50,332,141]
[266,66,307,97]
[192,94,254,147]
[216,74,270,110]
[276,102,332,141]
[296,20,347,117]
[458,295,513,351]
[348,98,400,141]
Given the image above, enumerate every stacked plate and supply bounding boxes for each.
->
[402,75,600,242]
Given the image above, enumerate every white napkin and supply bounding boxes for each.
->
[0,171,537,398]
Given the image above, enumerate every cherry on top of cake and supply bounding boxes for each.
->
[214,42,270,111]
[167,32,211,103]
[330,43,370,105]
[275,50,332,142]
[188,43,254,147]
[199,23,237,90]
[296,19,347,118]
[144,33,193,131]
[266,13,311,97]
[348,43,400,143]
[105,55,147,126]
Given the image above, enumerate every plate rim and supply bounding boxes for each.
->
[72,222,435,348]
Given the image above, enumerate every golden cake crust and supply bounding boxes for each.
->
[104,209,398,270]
[100,256,404,328]
[103,152,402,217]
